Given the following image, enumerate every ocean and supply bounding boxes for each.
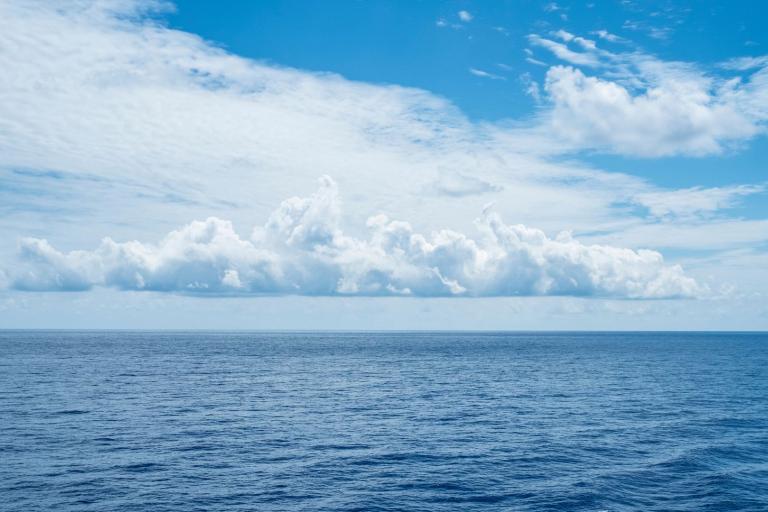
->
[1,331,767,511]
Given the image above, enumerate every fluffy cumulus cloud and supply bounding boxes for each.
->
[544,65,758,156]
[529,33,768,156]
[9,178,700,299]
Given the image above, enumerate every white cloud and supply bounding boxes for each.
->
[469,67,506,80]
[543,64,761,156]
[550,30,595,50]
[523,49,548,67]
[721,55,768,71]
[437,12,471,29]
[622,19,672,41]
[428,172,502,197]
[437,18,463,29]
[527,30,768,156]
[591,30,624,43]
[633,184,766,219]
[573,37,596,51]
[520,72,542,103]
[553,29,575,42]
[526,57,548,67]
[585,219,768,251]
[528,34,601,67]
[647,26,672,41]
[9,177,700,299]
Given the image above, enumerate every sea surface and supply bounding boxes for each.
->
[1,331,767,511]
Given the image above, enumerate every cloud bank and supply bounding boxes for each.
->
[10,178,700,299]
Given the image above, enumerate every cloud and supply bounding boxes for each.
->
[526,30,768,156]
[585,219,768,251]
[528,34,601,67]
[622,19,673,41]
[633,184,766,219]
[591,30,624,43]
[721,55,768,71]
[9,177,700,299]
[543,64,761,156]
[551,30,596,50]
[438,10,473,29]
[435,18,460,29]
[526,57,548,67]
[553,29,575,42]
[520,72,542,102]
[469,68,506,80]
[428,172,502,197]
[647,26,672,41]
[523,48,548,67]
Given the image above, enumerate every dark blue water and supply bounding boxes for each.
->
[1,331,767,511]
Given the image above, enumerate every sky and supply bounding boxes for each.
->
[1,0,767,330]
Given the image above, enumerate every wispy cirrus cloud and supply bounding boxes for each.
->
[469,68,506,80]
[528,34,602,67]
[633,184,766,220]
[720,55,768,71]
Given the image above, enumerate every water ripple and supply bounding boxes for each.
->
[0,330,767,511]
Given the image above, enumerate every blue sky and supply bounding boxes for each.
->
[166,1,767,118]
[166,0,768,189]
[0,0,767,329]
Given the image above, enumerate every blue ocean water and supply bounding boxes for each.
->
[1,331,767,511]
